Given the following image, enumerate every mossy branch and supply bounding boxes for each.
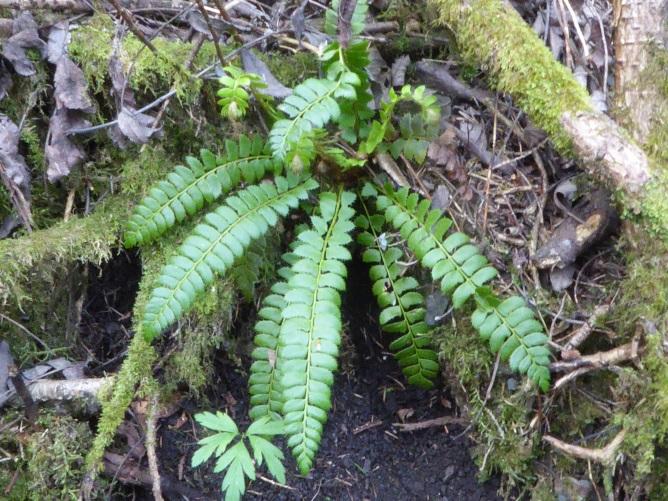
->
[430,0,668,240]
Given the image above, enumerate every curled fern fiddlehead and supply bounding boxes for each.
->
[124,136,279,247]
[356,194,439,389]
[276,189,356,474]
[140,175,318,341]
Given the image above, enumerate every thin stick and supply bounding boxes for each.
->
[146,394,164,501]
[392,416,467,432]
[194,0,226,67]
[543,429,626,465]
[0,312,50,351]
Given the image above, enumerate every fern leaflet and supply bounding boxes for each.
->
[277,189,356,474]
[472,289,551,391]
[375,183,497,308]
[140,175,318,341]
[125,136,279,247]
[356,195,439,389]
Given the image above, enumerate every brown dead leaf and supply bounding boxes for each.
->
[2,13,46,77]
[396,408,414,422]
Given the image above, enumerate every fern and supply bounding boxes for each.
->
[324,0,369,37]
[472,288,551,391]
[124,136,279,247]
[231,236,268,301]
[248,264,292,421]
[375,183,497,308]
[276,189,356,474]
[389,114,439,164]
[140,175,318,340]
[269,73,360,161]
[356,194,439,389]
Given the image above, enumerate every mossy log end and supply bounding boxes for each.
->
[430,0,668,238]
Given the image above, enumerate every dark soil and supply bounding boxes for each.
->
[155,258,502,501]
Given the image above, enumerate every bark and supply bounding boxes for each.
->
[430,0,668,239]
[613,0,668,143]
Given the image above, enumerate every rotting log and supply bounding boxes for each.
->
[429,0,668,239]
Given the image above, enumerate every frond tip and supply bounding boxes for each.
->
[140,175,318,341]
[472,289,551,391]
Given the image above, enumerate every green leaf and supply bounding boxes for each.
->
[195,411,239,434]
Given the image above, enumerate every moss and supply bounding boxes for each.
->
[68,14,218,103]
[639,45,668,165]
[434,318,539,491]
[257,49,319,87]
[1,412,93,500]
[430,0,591,152]
[86,334,156,470]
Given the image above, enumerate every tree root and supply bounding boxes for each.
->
[543,430,626,465]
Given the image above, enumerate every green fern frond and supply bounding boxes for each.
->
[277,189,356,474]
[472,288,551,391]
[248,262,295,421]
[375,183,497,308]
[324,0,369,37]
[356,197,439,389]
[124,136,279,247]
[231,236,268,301]
[389,114,439,164]
[140,175,318,341]
[269,73,360,161]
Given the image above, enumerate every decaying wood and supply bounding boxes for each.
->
[562,304,612,354]
[103,452,205,499]
[551,338,640,373]
[613,0,668,143]
[534,189,617,269]
[13,376,111,405]
[544,429,626,465]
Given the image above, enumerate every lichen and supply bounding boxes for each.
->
[429,0,592,152]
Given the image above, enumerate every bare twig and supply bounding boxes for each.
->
[562,303,611,354]
[0,312,50,351]
[353,417,383,434]
[146,394,164,501]
[392,416,467,431]
[551,338,640,373]
[194,0,226,67]
[544,429,626,465]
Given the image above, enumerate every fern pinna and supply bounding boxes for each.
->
[124,19,553,492]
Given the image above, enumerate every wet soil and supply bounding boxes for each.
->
[155,258,502,500]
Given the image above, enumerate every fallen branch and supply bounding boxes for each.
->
[392,416,467,431]
[146,394,164,501]
[543,429,626,465]
[430,0,668,239]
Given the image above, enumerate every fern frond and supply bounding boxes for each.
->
[277,189,356,474]
[375,184,497,308]
[356,196,439,389]
[140,175,318,341]
[231,236,268,301]
[124,136,279,247]
[248,262,294,421]
[324,0,369,37]
[471,289,551,391]
[389,114,439,164]
[269,72,360,161]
